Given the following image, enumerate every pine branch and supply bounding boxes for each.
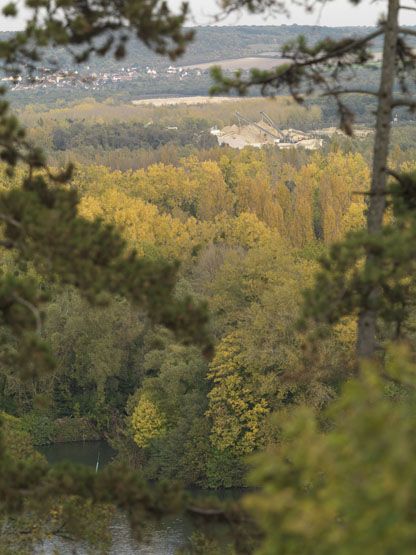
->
[391,96,416,107]
[322,88,380,97]
[187,505,225,516]
[211,28,384,105]
[256,28,384,88]
[399,26,416,36]
[321,89,416,110]
[12,294,42,336]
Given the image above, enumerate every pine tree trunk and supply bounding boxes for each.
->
[356,0,400,359]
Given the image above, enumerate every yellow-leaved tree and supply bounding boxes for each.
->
[131,396,167,449]
[79,187,205,261]
[207,331,269,456]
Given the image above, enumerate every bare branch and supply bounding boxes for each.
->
[187,505,225,516]
[0,240,15,249]
[386,168,406,182]
[322,88,380,97]
[391,96,416,108]
[12,294,42,335]
[224,28,385,98]
[399,26,416,37]
[0,213,22,229]
[326,91,416,109]
[287,28,384,67]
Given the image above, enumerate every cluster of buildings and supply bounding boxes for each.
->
[1,64,204,92]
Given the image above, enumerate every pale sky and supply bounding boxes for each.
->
[0,0,415,30]
[181,0,416,27]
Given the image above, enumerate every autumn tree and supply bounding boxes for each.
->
[212,0,416,359]
[199,2,416,552]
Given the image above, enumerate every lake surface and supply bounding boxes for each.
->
[38,439,116,469]
[36,440,234,554]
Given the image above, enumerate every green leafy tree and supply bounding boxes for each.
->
[126,330,213,485]
[244,345,416,555]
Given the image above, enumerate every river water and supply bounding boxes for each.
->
[36,513,192,555]
[36,440,232,555]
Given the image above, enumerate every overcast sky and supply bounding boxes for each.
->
[184,0,416,26]
[0,0,415,30]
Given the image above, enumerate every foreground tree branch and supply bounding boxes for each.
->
[211,0,416,360]
[356,0,400,359]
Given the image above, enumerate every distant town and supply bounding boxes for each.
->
[1,64,205,93]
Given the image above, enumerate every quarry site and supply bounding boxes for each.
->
[211,112,373,150]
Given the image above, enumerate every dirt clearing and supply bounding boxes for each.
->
[132,96,246,107]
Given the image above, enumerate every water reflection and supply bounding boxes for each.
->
[37,512,191,554]
[38,440,116,469]
[35,441,221,554]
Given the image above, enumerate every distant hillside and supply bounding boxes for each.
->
[180,25,384,65]
[3,25,415,107]
[0,25,398,71]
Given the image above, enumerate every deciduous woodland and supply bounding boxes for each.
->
[2,145,372,478]
[2,120,416,547]
[2,0,416,553]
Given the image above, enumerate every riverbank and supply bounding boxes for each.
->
[20,413,101,445]
[37,439,116,467]
[36,440,241,554]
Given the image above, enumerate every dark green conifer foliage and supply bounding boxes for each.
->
[301,172,416,354]
[0,1,210,547]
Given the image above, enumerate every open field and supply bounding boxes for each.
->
[132,96,244,107]
[19,97,323,133]
[182,57,289,71]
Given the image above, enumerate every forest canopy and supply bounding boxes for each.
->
[1,0,416,552]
